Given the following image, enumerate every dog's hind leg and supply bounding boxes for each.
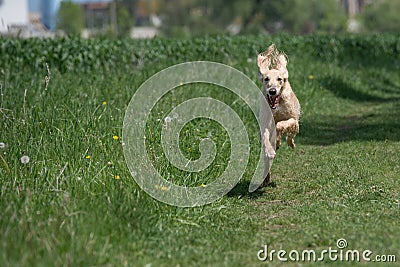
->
[276,127,282,150]
[276,118,299,148]
[286,119,299,148]
[262,172,271,187]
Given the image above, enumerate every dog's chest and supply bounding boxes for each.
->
[272,103,293,122]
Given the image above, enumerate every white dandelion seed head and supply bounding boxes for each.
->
[0,142,6,149]
[77,176,82,181]
[164,116,172,123]
[20,155,30,164]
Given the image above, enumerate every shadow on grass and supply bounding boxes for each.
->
[300,118,399,146]
[299,71,400,146]
[319,76,397,103]
[227,180,276,198]
[300,104,400,145]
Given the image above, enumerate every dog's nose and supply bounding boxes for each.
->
[269,88,277,95]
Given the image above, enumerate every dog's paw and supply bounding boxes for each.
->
[266,149,276,159]
[286,136,296,148]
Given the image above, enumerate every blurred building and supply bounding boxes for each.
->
[1,0,159,38]
[38,0,111,31]
[79,0,159,38]
[0,0,29,32]
[41,0,61,30]
[31,0,111,32]
[0,0,52,37]
[81,1,113,30]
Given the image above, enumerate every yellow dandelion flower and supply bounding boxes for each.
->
[114,175,120,180]
[308,75,315,80]
[85,155,91,159]
[112,135,119,140]
[102,101,107,105]
[200,183,207,188]
[161,186,168,191]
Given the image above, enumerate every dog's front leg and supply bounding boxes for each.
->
[263,128,276,159]
[262,128,274,187]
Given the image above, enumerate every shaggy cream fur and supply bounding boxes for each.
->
[258,44,301,186]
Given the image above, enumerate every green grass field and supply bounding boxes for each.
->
[1,35,399,266]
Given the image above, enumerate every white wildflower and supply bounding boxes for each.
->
[20,155,30,164]
[164,116,172,123]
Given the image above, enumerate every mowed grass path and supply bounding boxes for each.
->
[0,35,399,266]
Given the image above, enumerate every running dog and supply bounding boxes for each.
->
[258,44,301,186]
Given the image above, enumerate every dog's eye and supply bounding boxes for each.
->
[264,77,270,82]
[277,77,283,82]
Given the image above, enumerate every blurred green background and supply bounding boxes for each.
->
[55,0,400,37]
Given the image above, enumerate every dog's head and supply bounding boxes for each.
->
[257,44,288,109]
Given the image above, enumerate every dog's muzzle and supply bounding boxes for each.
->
[266,87,280,109]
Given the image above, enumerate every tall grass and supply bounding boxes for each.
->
[0,34,399,266]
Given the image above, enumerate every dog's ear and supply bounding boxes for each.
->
[258,44,276,77]
[276,53,289,79]
[257,53,270,75]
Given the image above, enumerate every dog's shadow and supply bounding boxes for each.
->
[227,180,276,199]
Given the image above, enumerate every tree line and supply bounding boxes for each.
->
[57,0,400,37]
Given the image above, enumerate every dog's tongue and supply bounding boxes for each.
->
[268,95,279,109]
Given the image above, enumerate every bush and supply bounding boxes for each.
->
[360,0,400,33]
[1,34,399,74]
[57,1,85,35]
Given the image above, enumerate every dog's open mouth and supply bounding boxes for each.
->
[267,95,280,109]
